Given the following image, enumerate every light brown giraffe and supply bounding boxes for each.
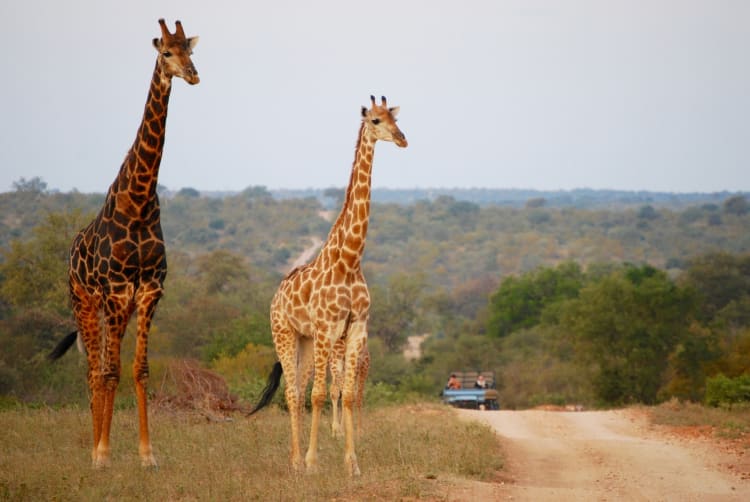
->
[48,19,199,468]
[250,96,407,476]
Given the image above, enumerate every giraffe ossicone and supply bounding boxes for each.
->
[249,95,407,476]
[48,19,199,469]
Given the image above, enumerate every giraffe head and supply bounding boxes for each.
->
[361,96,407,148]
[152,19,200,85]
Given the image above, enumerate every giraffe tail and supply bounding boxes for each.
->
[47,331,78,361]
[247,361,283,416]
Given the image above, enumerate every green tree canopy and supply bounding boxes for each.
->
[0,210,88,313]
[562,265,696,405]
[487,261,584,338]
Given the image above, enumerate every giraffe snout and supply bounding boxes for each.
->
[182,65,200,85]
[184,72,200,85]
[394,132,408,148]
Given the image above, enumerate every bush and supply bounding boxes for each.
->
[705,374,750,407]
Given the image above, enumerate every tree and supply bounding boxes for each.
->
[562,265,696,405]
[681,252,750,322]
[525,197,546,209]
[12,177,47,193]
[241,185,272,200]
[637,205,658,220]
[723,195,748,216]
[323,187,346,207]
[177,187,200,198]
[369,273,426,351]
[487,262,583,338]
[194,249,250,295]
[0,210,88,313]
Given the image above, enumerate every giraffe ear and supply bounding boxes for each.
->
[389,106,400,118]
[361,106,368,118]
[152,38,162,51]
[188,36,199,50]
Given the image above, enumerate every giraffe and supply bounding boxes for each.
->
[47,19,199,468]
[249,96,407,476]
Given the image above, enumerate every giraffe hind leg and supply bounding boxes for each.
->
[92,293,132,468]
[355,345,370,437]
[276,328,307,472]
[70,283,109,468]
[133,286,162,468]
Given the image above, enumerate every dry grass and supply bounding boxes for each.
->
[646,398,750,445]
[0,403,503,501]
[649,399,750,433]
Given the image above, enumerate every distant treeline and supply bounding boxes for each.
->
[268,187,742,210]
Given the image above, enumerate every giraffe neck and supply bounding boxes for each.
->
[319,122,376,271]
[111,60,173,206]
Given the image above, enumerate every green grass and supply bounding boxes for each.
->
[0,403,503,501]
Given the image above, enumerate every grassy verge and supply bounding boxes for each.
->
[0,403,503,501]
[647,398,750,441]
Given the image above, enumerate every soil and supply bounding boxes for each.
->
[447,408,750,501]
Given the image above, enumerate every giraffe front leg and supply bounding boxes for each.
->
[83,337,106,467]
[89,371,107,468]
[133,286,161,468]
[305,329,335,473]
[342,324,367,476]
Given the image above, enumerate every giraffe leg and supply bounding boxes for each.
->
[70,282,109,467]
[93,292,132,468]
[88,361,106,467]
[133,285,162,468]
[94,293,132,467]
[355,345,370,438]
[297,335,315,460]
[342,323,367,476]
[329,337,345,438]
[305,323,339,473]
[275,325,305,472]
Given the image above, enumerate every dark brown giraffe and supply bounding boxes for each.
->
[48,19,199,468]
[249,96,407,476]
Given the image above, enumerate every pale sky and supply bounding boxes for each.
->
[1,1,748,194]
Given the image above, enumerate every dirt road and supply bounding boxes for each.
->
[458,408,749,501]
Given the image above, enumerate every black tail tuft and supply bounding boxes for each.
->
[48,331,78,361]
[247,361,283,416]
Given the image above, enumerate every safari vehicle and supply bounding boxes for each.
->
[442,370,500,410]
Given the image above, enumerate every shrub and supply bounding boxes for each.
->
[705,374,750,407]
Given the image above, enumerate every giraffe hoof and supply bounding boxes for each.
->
[331,424,344,438]
[291,457,305,474]
[92,456,111,469]
[305,456,319,475]
[345,454,360,476]
[141,456,159,470]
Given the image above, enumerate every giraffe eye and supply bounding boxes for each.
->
[162,51,173,58]
[371,118,381,125]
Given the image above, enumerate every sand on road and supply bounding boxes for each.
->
[456,408,749,501]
